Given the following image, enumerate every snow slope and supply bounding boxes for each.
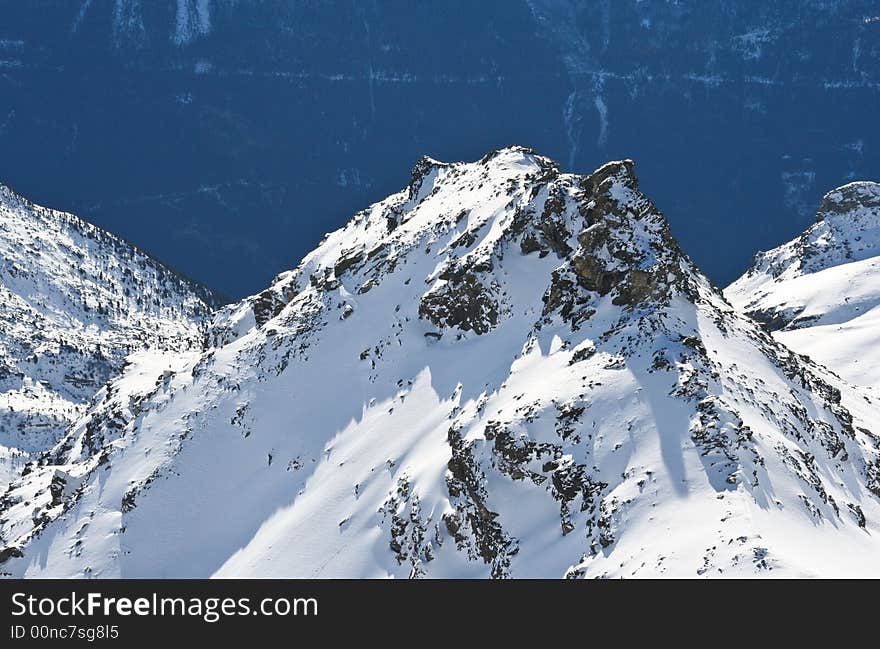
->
[0,183,220,490]
[2,149,879,578]
[726,181,880,391]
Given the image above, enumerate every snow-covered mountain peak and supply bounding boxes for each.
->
[803,181,880,271]
[727,179,880,332]
[0,181,220,489]
[3,151,880,579]
[726,179,880,392]
[817,181,880,221]
[733,181,880,292]
[214,147,683,349]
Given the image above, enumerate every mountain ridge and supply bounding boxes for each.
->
[0,181,225,307]
[0,179,222,491]
[2,148,879,578]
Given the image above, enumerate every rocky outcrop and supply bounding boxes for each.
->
[817,182,880,222]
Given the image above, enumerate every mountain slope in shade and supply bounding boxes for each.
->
[0,183,220,489]
[726,181,880,392]
[2,148,879,578]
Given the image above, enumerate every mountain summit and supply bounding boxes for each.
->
[727,180,880,392]
[731,181,880,298]
[2,148,879,578]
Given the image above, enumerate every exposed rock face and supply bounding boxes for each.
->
[817,182,880,222]
[3,148,880,579]
[0,183,221,489]
[415,154,687,337]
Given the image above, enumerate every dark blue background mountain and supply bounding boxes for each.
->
[1,1,877,298]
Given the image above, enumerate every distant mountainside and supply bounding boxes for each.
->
[0,182,220,490]
[1,1,877,296]
[727,181,880,392]
[3,148,878,578]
